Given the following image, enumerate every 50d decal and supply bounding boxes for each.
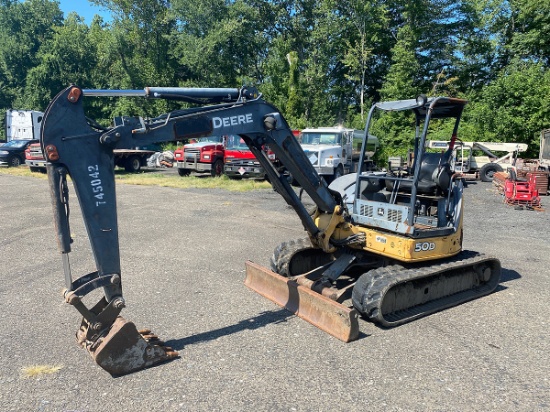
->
[414,242,436,252]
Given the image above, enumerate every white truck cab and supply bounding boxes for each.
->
[298,127,378,181]
[5,109,43,142]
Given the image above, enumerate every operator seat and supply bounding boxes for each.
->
[507,167,527,182]
[360,174,388,202]
[386,153,453,195]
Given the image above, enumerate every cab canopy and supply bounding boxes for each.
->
[375,97,467,120]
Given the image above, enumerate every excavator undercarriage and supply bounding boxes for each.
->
[41,85,501,374]
[245,237,500,341]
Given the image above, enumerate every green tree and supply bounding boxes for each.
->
[168,0,274,87]
[285,51,304,125]
[261,0,365,127]
[257,1,317,126]
[91,0,175,86]
[337,0,390,121]
[509,0,550,64]
[465,60,550,155]
[450,0,502,90]
[86,0,178,119]
[0,0,63,109]
[374,22,422,161]
[19,13,97,110]
[379,24,421,101]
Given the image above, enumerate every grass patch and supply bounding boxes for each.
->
[21,364,63,378]
[115,170,273,191]
[0,167,273,192]
[0,166,48,179]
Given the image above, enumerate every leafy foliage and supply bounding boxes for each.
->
[0,0,549,157]
[464,60,550,156]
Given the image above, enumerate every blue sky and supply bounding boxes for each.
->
[57,0,112,23]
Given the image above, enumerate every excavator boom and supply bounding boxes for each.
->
[42,85,353,374]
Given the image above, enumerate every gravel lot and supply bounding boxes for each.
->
[1,173,549,412]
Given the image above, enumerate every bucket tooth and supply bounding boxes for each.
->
[244,261,359,342]
[81,317,179,376]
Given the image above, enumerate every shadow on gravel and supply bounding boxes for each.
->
[165,309,369,350]
[114,168,171,175]
[500,268,521,283]
[165,309,294,350]
[494,267,522,292]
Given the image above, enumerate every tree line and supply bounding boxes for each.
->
[1,0,549,158]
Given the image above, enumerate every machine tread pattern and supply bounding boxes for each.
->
[352,250,501,327]
[270,238,315,277]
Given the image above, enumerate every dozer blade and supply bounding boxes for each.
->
[77,317,179,376]
[244,261,359,342]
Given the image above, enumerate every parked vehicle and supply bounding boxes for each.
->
[26,142,156,173]
[25,142,46,172]
[174,135,225,176]
[298,127,378,181]
[0,139,38,167]
[41,85,501,374]
[426,140,528,182]
[174,134,273,178]
[5,109,43,142]
[223,135,267,179]
[113,148,158,172]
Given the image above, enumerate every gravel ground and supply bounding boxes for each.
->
[1,173,549,412]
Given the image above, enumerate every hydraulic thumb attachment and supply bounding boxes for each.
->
[44,88,178,375]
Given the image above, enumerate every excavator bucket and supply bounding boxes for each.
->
[76,317,179,376]
[244,261,360,342]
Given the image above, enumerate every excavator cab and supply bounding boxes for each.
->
[351,96,465,239]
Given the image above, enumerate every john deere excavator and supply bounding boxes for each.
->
[41,85,501,375]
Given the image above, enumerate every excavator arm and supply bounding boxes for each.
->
[42,85,346,375]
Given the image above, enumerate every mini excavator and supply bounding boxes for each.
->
[42,86,501,375]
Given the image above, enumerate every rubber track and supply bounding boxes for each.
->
[351,250,501,327]
[270,237,318,277]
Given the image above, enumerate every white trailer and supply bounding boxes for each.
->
[537,129,550,193]
[426,140,528,182]
[540,129,550,168]
[5,109,43,141]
